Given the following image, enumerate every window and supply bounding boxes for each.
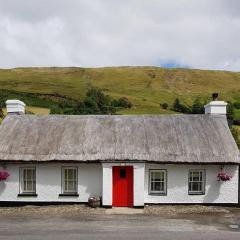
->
[120,168,126,178]
[188,170,205,195]
[20,167,36,194]
[149,170,167,195]
[62,167,78,194]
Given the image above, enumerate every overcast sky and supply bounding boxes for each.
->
[0,0,240,71]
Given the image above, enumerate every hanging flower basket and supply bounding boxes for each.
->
[0,171,10,181]
[217,171,232,182]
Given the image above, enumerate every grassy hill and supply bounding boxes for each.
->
[0,66,240,114]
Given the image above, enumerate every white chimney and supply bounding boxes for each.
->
[204,101,227,115]
[6,100,26,115]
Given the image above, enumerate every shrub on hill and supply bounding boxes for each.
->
[0,96,5,119]
[233,102,240,109]
[172,98,191,113]
[227,101,234,121]
[50,87,132,115]
[191,97,205,114]
[160,103,168,110]
[112,97,132,109]
[72,88,115,114]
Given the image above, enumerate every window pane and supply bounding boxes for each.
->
[23,170,26,180]
[152,172,164,181]
[68,169,73,180]
[24,181,27,190]
[65,169,68,180]
[154,182,161,191]
[27,180,33,191]
[192,172,200,181]
[160,182,164,191]
[160,172,164,181]
[68,181,75,191]
[189,172,192,181]
[33,180,36,191]
[151,172,155,181]
[192,182,199,191]
[120,169,126,178]
[198,182,202,191]
[154,172,161,181]
[151,182,154,191]
[27,169,33,180]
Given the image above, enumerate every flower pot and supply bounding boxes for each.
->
[88,197,101,208]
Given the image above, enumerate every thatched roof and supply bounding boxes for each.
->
[0,114,239,163]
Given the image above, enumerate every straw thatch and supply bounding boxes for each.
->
[0,114,239,163]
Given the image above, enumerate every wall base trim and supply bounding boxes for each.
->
[144,203,240,207]
[0,201,88,207]
[101,205,112,208]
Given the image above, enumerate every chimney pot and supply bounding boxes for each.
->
[6,100,26,115]
[212,93,218,101]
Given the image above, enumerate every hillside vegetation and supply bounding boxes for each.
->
[1,67,240,114]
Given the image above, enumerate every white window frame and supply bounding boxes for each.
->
[149,169,167,195]
[188,169,205,195]
[62,167,78,194]
[19,167,36,194]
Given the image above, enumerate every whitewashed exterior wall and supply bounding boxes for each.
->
[0,163,102,202]
[102,162,145,207]
[145,164,239,204]
[0,162,238,204]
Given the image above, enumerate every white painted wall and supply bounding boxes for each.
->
[0,163,102,202]
[0,162,238,204]
[145,164,239,204]
[102,162,145,206]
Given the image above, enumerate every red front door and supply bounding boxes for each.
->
[112,166,133,207]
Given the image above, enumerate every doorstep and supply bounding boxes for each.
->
[106,207,144,215]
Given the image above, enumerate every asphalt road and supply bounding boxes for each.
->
[0,212,240,240]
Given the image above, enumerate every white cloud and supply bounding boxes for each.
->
[0,0,240,71]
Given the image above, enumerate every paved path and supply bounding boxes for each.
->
[106,207,144,214]
[0,212,239,240]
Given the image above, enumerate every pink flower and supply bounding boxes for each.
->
[217,171,232,182]
[0,171,10,181]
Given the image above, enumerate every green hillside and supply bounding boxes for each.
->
[0,66,240,114]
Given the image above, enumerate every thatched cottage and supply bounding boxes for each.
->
[0,99,239,207]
